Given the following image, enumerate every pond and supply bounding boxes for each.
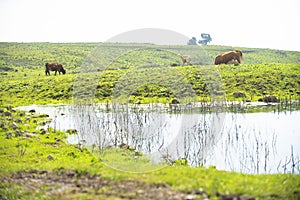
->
[17,103,300,174]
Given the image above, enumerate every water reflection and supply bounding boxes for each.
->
[17,104,300,174]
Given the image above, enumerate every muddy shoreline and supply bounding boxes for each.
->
[0,169,256,200]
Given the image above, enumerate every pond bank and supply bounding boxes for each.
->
[15,103,300,174]
[0,105,300,199]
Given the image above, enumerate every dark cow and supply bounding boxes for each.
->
[214,50,243,65]
[45,62,66,76]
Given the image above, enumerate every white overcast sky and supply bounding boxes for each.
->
[0,0,299,51]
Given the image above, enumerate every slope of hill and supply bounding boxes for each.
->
[0,42,299,106]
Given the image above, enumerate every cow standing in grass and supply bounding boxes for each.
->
[181,55,192,66]
[45,62,66,76]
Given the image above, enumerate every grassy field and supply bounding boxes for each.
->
[1,42,300,106]
[0,42,300,199]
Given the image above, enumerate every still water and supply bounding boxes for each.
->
[18,103,300,174]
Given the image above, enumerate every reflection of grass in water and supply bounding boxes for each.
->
[90,147,167,173]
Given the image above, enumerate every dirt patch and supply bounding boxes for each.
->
[0,169,207,200]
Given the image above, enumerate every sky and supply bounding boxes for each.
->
[0,0,299,51]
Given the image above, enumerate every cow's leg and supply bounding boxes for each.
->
[46,70,49,76]
[233,55,241,63]
[55,70,57,76]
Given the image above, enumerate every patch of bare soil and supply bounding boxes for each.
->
[0,169,207,200]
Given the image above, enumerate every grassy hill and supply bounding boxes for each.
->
[1,43,300,70]
[0,43,300,199]
[0,42,299,106]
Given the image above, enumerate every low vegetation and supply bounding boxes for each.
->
[0,43,300,106]
[0,106,299,199]
[0,42,300,199]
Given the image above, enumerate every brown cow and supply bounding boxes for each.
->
[214,50,243,65]
[45,62,66,76]
[181,55,192,66]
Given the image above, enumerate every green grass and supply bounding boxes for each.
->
[1,63,299,107]
[0,106,300,199]
[1,43,300,106]
[1,43,300,199]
